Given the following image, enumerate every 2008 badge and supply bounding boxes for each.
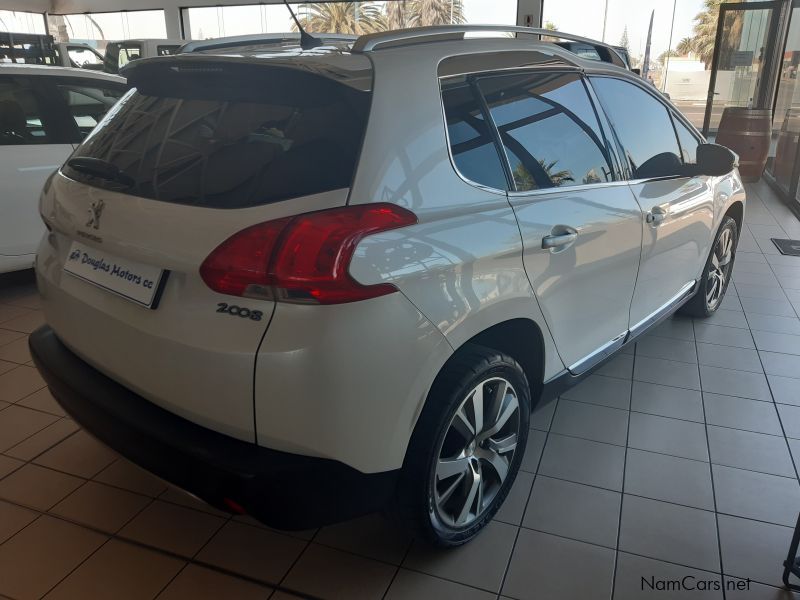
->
[216,303,263,321]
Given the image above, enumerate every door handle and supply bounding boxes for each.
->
[542,230,578,249]
[646,205,668,225]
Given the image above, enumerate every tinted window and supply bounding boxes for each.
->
[673,116,700,164]
[57,83,125,140]
[157,46,179,56]
[591,77,683,179]
[0,78,52,145]
[479,72,613,191]
[64,63,371,208]
[441,79,509,190]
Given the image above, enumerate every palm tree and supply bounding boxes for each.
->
[386,0,412,30]
[540,159,574,187]
[676,36,694,56]
[295,2,387,35]
[692,0,743,68]
[408,0,465,27]
[512,159,574,189]
[542,20,559,42]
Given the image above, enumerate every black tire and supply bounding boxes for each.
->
[393,344,530,547]
[679,216,738,319]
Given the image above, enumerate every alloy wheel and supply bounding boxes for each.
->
[431,377,521,529]
[706,226,734,310]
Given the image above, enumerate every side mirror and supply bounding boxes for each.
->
[697,143,737,176]
[631,68,641,76]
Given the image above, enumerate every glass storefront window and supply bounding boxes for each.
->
[768,2,800,194]
[0,10,46,35]
[543,0,713,128]
[182,1,517,40]
[46,10,168,56]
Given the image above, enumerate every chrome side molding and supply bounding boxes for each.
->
[566,280,696,377]
[568,332,627,376]
[628,280,696,339]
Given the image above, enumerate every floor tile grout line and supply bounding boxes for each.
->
[493,396,560,598]
[380,530,416,600]
[9,423,799,507]
[39,535,116,599]
[1,467,796,597]
[3,482,788,600]
[0,493,324,600]
[0,457,255,523]
[563,394,791,438]
[1,424,82,470]
[744,296,800,486]
[762,245,800,321]
[609,348,635,600]
[542,428,800,478]
[692,317,726,600]
[518,472,800,528]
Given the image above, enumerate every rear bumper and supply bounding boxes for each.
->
[29,325,399,530]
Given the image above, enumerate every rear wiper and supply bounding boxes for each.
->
[67,157,134,188]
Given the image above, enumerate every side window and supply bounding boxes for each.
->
[673,115,701,165]
[441,79,510,190]
[157,46,179,56]
[0,78,52,145]
[478,72,614,191]
[118,45,142,70]
[56,83,125,140]
[68,47,103,68]
[591,77,684,179]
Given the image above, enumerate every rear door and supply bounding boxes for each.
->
[590,76,714,332]
[475,70,643,373]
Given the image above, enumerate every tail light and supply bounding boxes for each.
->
[200,203,417,304]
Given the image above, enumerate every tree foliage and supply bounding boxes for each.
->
[691,0,743,68]
[296,2,387,35]
[295,0,466,34]
[676,36,694,56]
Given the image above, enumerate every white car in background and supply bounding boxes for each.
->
[0,65,126,273]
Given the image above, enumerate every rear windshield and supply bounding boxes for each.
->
[63,62,372,208]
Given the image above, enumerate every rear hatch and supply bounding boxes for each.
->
[37,53,372,441]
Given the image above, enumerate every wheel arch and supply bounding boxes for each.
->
[431,318,546,408]
[724,200,744,233]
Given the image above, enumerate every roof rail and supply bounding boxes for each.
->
[179,32,357,54]
[351,25,626,68]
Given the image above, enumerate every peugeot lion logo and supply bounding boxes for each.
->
[86,199,105,230]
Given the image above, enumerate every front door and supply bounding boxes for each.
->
[476,71,643,373]
[591,76,715,331]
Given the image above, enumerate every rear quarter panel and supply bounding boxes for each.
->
[348,44,563,382]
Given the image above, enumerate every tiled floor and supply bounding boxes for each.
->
[1,181,800,599]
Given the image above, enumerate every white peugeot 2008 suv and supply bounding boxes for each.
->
[29,27,744,547]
